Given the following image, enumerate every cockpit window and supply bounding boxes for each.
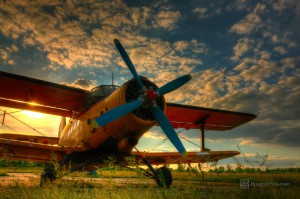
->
[91,87,105,97]
[91,85,118,97]
[85,85,119,110]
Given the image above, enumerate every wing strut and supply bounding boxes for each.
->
[1,110,5,125]
[196,114,210,151]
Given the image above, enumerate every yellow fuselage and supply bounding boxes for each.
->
[58,79,164,154]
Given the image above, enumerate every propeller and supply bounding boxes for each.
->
[156,74,192,96]
[152,105,187,157]
[92,39,192,157]
[91,99,142,128]
[114,39,145,91]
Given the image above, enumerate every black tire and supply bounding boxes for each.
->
[40,163,56,186]
[156,166,173,188]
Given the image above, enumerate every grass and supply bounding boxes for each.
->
[1,168,300,199]
[0,178,299,199]
[0,184,202,199]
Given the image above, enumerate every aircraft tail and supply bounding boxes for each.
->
[58,117,66,137]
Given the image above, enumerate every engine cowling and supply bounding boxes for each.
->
[125,77,165,121]
[82,77,165,150]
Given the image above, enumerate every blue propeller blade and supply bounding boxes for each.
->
[152,105,187,157]
[156,74,192,97]
[92,99,143,128]
[114,39,145,90]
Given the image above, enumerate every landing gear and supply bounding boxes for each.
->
[142,158,173,187]
[40,163,57,186]
[156,166,173,188]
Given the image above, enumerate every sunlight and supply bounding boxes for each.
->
[22,110,44,118]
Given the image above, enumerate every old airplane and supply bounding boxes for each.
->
[0,39,256,187]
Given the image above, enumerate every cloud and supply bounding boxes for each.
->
[60,78,96,90]
[193,3,224,19]
[260,1,299,50]
[0,0,126,70]
[165,69,227,107]
[71,78,95,90]
[130,7,152,29]
[0,0,196,74]
[143,130,165,140]
[225,0,250,11]
[280,56,300,71]
[203,67,300,147]
[225,0,299,148]
[152,10,181,30]
[190,39,209,54]
[229,13,261,34]
[237,58,277,83]
[229,3,265,34]
[162,39,300,148]
[0,0,208,84]
[112,37,205,87]
[193,7,208,18]
[0,44,18,65]
[273,46,288,55]
[239,139,258,146]
[231,38,254,61]
[173,40,189,51]
[272,0,300,14]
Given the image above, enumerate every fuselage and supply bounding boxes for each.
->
[58,77,165,155]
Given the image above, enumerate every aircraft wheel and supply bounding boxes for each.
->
[156,166,173,188]
[40,163,56,186]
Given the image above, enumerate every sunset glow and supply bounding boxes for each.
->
[22,110,44,118]
[0,0,299,168]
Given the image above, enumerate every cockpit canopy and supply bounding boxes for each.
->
[85,85,119,110]
[91,85,119,98]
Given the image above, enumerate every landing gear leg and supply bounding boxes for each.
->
[142,158,173,188]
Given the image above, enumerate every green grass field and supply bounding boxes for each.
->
[0,167,300,199]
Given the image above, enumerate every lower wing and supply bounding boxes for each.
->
[0,138,64,163]
[0,136,239,166]
[133,151,240,165]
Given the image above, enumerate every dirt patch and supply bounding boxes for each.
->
[0,173,40,187]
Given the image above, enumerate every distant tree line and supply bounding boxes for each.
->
[0,159,43,167]
[208,166,300,174]
[1,159,299,174]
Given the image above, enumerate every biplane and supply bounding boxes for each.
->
[0,39,256,187]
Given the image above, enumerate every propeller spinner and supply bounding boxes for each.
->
[92,39,192,157]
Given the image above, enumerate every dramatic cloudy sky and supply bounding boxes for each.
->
[1,0,299,168]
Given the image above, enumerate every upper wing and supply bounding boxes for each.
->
[165,103,256,131]
[0,71,89,117]
[133,151,240,165]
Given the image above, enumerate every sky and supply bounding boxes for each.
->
[0,0,300,169]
